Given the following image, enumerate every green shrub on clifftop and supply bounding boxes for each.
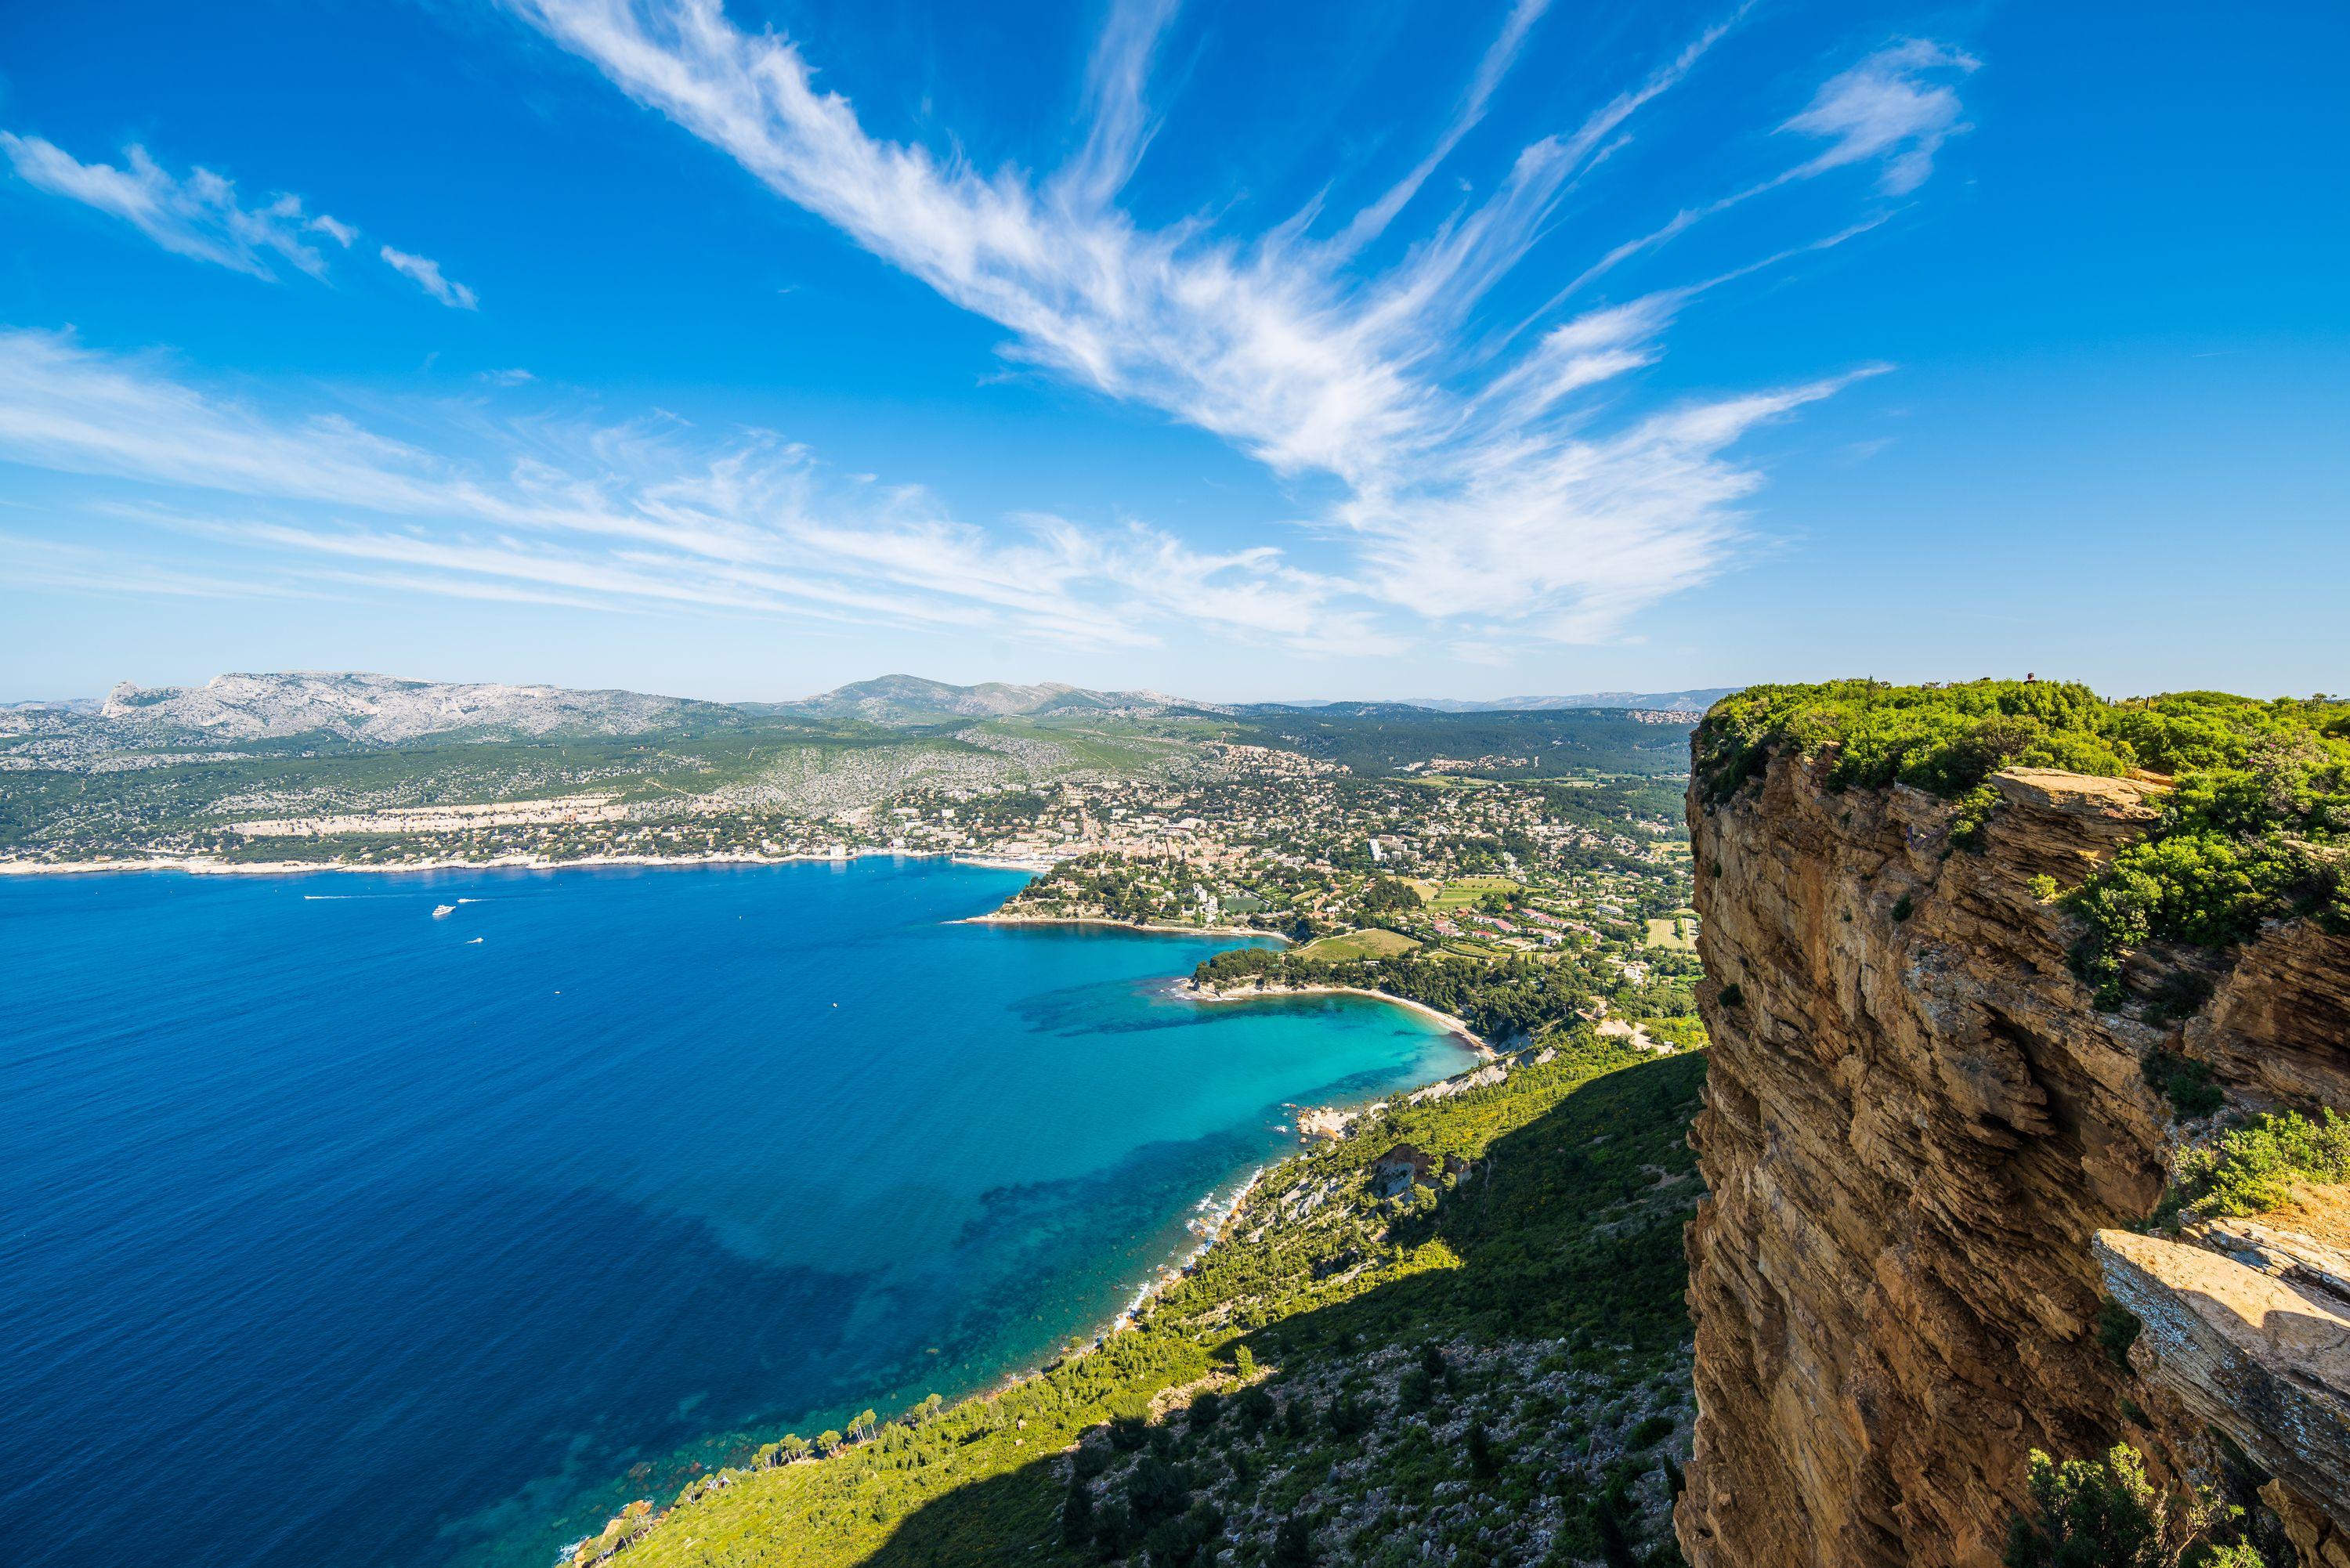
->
[1694,682,2350,1006]
[1694,680,2133,804]
[2064,737,2350,1003]
[2170,1108,2350,1219]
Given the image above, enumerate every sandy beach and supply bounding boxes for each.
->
[1184,978,1491,1053]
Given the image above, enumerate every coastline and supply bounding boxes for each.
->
[550,959,1490,1560]
[9,850,1482,1553]
[537,948,1495,1559]
[1066,988,1486,1345]
[1052,971,1511,1365]
[1102,1162,1268,1338]
[551,995,1535,1565]
[0,847,1054,879]
[1184,978,1492,1056]
[955,909,1293,942]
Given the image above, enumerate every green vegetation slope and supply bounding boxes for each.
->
[567,1035,1705,1568]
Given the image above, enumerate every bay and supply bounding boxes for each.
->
[0,859,1472,1566]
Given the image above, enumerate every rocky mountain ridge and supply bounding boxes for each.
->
[1677,748,2350,1567]
[5,670,1191,746]
[86,670,719,743]
[9,669,1734,745]
[775,672,1213,723]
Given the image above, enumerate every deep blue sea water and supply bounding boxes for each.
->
[0,859,1472,1567]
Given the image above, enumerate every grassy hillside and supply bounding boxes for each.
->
[566,1035,1706,1568]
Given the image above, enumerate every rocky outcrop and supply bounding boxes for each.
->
[1676,749,2350,1568]
[2188,924,2350,1112]
[2095,1216,2350,1530]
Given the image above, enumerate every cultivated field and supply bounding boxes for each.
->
[1297,928,1424,960]
[1645,914,1699,952]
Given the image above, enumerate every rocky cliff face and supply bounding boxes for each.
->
[1676,750,2350,1568]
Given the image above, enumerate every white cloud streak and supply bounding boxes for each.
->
[1058,0,1183,211]
[1540,38,1976,304]
[1781,38,1979,194]
[0,132,344,280]
[506,0,1971,643]
[0,329,1387,653]
[2,129,479,308]
[3,14,1976,655]
[379,244,481,309]
[1328,0,1553,257]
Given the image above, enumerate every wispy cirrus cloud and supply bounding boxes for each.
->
[0,132,348,280]
[0,529,339,602]
[5,7,1979,659]
[1326,0,1555,257]
[1057,0,1181,211]
[379,244,480,309]
[0,328,1385,653]
[2,130,478,305]
[1524,37,1975,306]
[504,0,1978,642]
[1781,38,1979,195]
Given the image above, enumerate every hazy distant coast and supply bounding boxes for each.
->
[0,847,1058,879]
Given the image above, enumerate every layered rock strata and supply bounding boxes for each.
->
[1676,751,2350,1568]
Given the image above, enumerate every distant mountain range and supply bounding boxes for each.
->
[1278,688,1738,714]
[768,673,1217,724]
[78,671,725,744]
[3,670,1736,747]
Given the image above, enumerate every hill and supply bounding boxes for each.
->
[774,674,1215,726]
[1368,689,1739,714]
[79,670,730,745]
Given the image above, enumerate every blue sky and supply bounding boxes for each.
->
[0,0,2342,703]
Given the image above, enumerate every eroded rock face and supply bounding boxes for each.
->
[2190,924,2350,1112]
[2096,1218,2350,1528]
[1676,751,2350,1568]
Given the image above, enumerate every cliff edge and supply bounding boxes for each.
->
[1677,745,2350,1567]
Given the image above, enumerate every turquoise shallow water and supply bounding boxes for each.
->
[0,858,1472,1567]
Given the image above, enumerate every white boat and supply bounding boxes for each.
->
[432,904,457,919]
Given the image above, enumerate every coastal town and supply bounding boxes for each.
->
[4,688,1707,1060]
[3,672,1708,1097]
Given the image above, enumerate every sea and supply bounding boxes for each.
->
[0,858,1474,1567]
